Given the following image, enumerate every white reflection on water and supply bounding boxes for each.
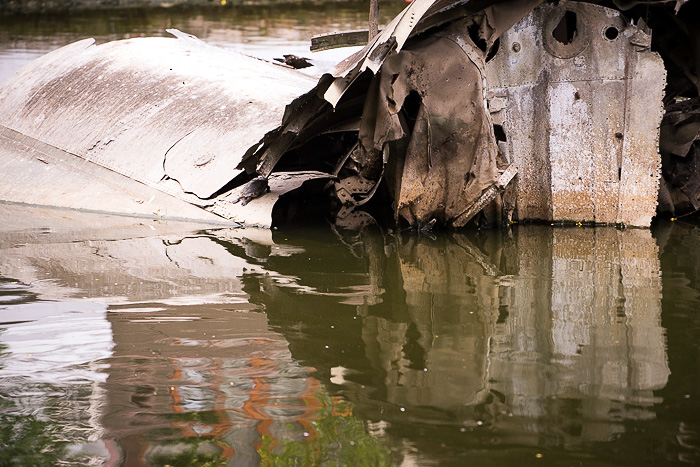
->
[0,301,111,383]
[0,206,382,465]
[0,296,114,464]
[489,228,670,442]
[0,207,269,304]
[339,226,670,451]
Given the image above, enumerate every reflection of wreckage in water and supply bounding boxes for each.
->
[0,204,675,463]
[0,0,698,228]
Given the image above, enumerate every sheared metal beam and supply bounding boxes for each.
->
[453,164,518,226]
[310,30,372,52]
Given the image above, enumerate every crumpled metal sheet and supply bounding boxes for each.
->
[324,0,544,107]
[250,0,543,229]
[661,108,700,159]
[667,143,700,211]
[348,28,500,227]
[485,2,666,226]
[0,30,317,207]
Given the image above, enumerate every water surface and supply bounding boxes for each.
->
[0,204,699,465]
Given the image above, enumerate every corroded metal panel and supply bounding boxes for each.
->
[617,51,667,227]
[485,2,666,226]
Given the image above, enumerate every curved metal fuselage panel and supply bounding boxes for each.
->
[0,32,317,225]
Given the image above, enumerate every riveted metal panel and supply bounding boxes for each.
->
[485,2,665,226]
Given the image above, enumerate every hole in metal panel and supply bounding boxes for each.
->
[467,21,488,52]
[604,26,619,40]
[552,10,577,45]
[494,124,507,142]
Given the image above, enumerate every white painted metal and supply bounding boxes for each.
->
[0,31,317,224]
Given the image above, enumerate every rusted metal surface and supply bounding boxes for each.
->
[0,30,317,225]
[346,27,504,228]
[485,2,666,226]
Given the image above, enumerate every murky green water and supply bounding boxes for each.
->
[0,204,699,466]
[1,4,700,466]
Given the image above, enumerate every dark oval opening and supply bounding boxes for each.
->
[604,26,619,40]
[552,10,577,45]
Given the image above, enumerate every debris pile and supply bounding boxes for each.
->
[243,0,698,229]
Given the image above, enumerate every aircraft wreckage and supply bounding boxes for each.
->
[0,0,698,229]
